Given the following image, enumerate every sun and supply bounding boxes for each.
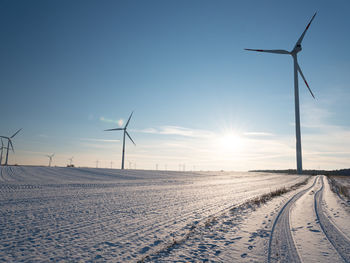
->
[217,132,244,154]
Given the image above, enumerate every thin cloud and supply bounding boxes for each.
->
[80,142,120,150]
[18,150,51,155]
[80,138,120,143]
[99,116,119,125]
[100,116,124,127]
[137,126,214,138]
[243,132,274,137]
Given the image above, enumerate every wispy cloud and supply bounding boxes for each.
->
[243,132,274,137]
[80,138,120,143]
[79,142,120,150]
[18,150,51,155]
[99,116,123,126]
[136,126,214,138]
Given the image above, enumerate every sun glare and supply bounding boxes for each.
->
[218,132,244,154]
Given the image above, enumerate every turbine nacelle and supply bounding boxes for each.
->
[291,44,302,54]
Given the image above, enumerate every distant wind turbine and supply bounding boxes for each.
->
[0,128,22,166]
[46,153,54,167]
[68,156,74,166]
[245,13,316,174]
[104,112,136,170]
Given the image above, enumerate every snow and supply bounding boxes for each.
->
[0,167,349,262]
[290,176,344,262]
[322,177,350,240]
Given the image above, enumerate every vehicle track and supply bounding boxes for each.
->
[268,175,318,263]
[315,176,350,262]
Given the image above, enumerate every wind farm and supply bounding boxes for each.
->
[1,1,350,263]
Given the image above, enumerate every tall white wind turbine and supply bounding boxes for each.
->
[104,112,136,170]
[0,128,22,166]
[46,153,54,167]
[245,13,316,174]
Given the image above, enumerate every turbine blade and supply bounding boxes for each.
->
[124,111,134,128]
[9,140,14,152]
[294,12,316,48]
[245,48,289,54]
[104,128,124,131]
[297,63,315,99]
[11,128,22,138]
[125,131,136,146]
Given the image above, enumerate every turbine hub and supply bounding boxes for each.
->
[293,44,302,54]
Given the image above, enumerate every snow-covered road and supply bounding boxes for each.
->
[289,175,350,263]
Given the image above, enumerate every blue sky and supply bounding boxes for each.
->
[1,0,350,170]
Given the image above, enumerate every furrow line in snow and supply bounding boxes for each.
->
[268,175,318,263]
[315,176,350,263]
[0,190,236,246]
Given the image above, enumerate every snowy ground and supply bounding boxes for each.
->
[0,166,349,262]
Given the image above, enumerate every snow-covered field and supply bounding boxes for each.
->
[0,166,349,262]
[328,176,350,202]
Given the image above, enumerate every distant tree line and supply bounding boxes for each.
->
[249,169,350,176]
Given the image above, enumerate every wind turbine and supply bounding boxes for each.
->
[0,138,5,166]
[104,112,136,170]
[68,156,74,166]
[46,153,54,167]
[245,13,316,174]
[0,128,22,166]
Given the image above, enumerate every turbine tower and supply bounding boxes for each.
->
[245,13,316,174]
[0,128,22,166]
[46,153,54,167]
[105,112,136,170]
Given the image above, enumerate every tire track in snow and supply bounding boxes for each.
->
[268,175,318,263]
[315,176,350,263]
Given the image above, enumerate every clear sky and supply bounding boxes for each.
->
[1,0,350,171]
